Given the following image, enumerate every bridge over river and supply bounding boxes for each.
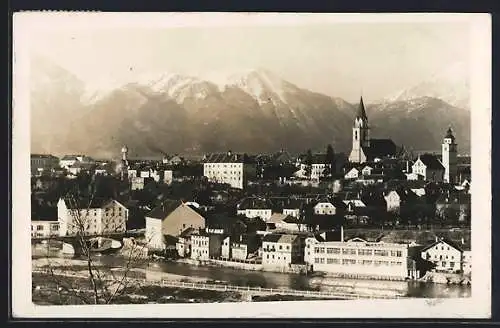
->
[32,233,127,255]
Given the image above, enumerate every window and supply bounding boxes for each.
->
[450,262,455,267]
[315,258,321,264]
[442,261,446,267]
[37,225,43,231]
[286,245,290,250]
[359,249,372,256]
[374,250,389,256]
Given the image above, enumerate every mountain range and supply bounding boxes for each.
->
[29,55,470,159]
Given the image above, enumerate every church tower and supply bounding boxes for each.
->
[348,96,370,163]
[442,127,458,184]
[120,145,129,180]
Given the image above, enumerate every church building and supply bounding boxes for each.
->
[348,97,397,164]
[441,127,458,184]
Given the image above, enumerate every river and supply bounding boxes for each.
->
[32,244,471,299]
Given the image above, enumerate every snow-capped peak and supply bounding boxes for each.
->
[225,68,292,105]
[384,61,470,109]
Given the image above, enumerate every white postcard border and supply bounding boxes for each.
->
[11,12,492,319]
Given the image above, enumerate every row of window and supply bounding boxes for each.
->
[425,253,457,260]
[265,254,289,261]
[314,258,403,266]
[264,244,291,251]
[205,164,242,168]
[31,224,60,231]
[433,261,457,268]
[192,239,209,246]
[314,247,403,257]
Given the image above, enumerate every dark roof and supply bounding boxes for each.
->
[145,199,182,219]
[421,238,464,253]
[31,154,58,159]
[237,197,273,210]
[179,227,197,238]
[31,206,57,221]
[418,154,445,170]
[262,234,282,243]
[363,139,397,160]
[231,233,260,245]
[61,155,79,161]
[203,152,247,163]
[61,197,115,209]
[269,197,304,210]
[357,96,368,120]
[282,216,300,224]
[70,162,95,169]
[205,213,245,230]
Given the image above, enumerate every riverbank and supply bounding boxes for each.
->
[32,271,243,305]
[32,251,472,300]
[419,271,471,285]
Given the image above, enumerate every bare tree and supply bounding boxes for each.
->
[34,186,151,305]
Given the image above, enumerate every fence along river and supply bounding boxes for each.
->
[33,246,471,299]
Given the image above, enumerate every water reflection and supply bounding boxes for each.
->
[33,245,471,299]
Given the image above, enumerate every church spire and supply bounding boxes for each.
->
[445,126,455,141]
[357,96,368,120]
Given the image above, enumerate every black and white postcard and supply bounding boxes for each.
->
[12,12,491,318]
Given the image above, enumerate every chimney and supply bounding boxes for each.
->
[461,237,465,245]
[227,150,232,157]
[340,226,344,242]
[435,235,439,242]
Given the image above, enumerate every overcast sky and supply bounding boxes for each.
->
[28,15,471,102]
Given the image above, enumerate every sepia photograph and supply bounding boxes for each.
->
[12,12,491,318]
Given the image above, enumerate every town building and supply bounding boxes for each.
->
[31,220,60,238]
[59,155,95,170]
[411,154,445,182]
[348,96,397,163]
[176,227,196,258]
[420,238,464,273]
[31,154,59,176]
[230,234,261,261]
[145,200,206,250]
[203,151,256,189]
[383,189,419,214]
[261,234,304,271]
[57,198,128,237]
[236,197,273,221]
[190,232,224,260]
[442,127,458,184]
[267,213,307,232]
[344,167,360,180]
[307,237,411,280]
